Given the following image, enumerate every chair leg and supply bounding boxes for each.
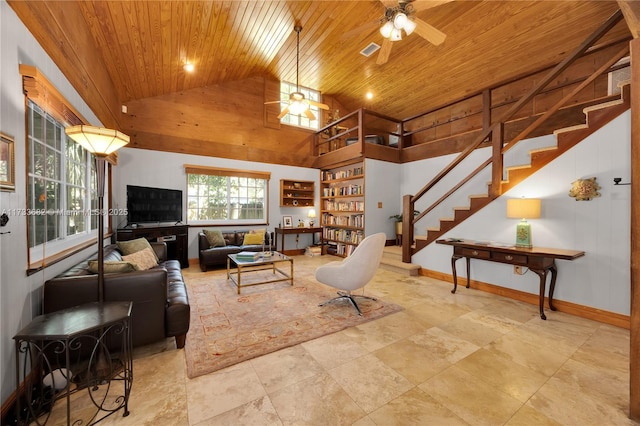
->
[318,291,377,316]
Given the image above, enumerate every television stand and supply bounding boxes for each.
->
[116,224,188,268]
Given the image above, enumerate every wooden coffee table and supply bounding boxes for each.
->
[227,252,293,294]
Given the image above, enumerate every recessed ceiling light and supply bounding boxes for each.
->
[366,92,374,100]
[184,62,194,73]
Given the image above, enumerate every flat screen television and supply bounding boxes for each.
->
[126,185,183,225]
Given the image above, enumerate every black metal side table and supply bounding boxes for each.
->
[13,301,133,425]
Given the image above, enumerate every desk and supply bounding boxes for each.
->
[275,227,322,255]
[13,301,133,425]
[436,239,585,320]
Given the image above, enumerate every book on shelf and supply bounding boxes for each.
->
[235,251,260,260]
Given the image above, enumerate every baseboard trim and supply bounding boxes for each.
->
[420,268,630,329]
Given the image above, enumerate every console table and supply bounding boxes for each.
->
[436,239,585,320]
[275,227,322,255]
[13,301,133,425]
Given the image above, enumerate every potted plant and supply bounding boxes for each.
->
[389,210,420,243]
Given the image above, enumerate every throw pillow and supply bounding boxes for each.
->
[122,247,158,271]
[250,228,266,236]
[88,261,136,274]
[203,229,226,248]
[117,237,159,262]
[242,232,264,245]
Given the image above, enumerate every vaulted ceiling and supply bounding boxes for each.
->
[8,1,636,164]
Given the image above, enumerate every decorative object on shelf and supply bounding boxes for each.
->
[308,209,316,227]
[0,132,15,191]
[506,198,541,248]
[613,177,631,186]
[569,177,601,201]
[298,219,305,228]
[283,216,293,228]
[292,200,298,206]
[66,125,130,302]
[293,182,302,189]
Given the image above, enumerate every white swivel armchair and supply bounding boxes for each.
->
[315,233,386,316]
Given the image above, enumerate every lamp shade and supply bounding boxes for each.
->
[506,198,541,219]
[65,125,130,155]
[308,209,316,219]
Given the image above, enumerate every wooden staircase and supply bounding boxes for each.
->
[380,245,421,276]
[414,83,630,252]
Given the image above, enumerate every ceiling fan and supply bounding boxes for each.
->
[375,0,449,65]
[265,25,329,120]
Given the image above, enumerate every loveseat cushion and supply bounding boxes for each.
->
[122,247,158,270]
[203,229,226,248]
[117,237,159,262]
[88,260,136,274]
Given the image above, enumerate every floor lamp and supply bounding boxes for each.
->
[65,125,129,303]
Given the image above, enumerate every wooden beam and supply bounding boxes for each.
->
[629,36,640,420]
[619,1,640,38]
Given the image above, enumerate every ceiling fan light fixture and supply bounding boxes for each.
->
[380,20,394,38]
[403,18,416,36]
[390,27,403,41]
[393,12,408,30]
[289,100,307,115]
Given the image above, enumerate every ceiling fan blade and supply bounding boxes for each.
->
[264,100,282,105]
[307,100,330,110]
[277,106,290,119]
[413,17,446,45]
[304,108,316,120]
[376,38,393,65]
[340,19,380,41]
[410,0,454,12]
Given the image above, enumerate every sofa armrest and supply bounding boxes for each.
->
[198,232,210,251]
[151,241,168,262]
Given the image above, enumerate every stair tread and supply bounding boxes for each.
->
[529,146,557,154]
[380,257,421,270]
[583,99,623,113]
[554,124,588,135]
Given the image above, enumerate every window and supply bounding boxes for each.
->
[185,165,270,225]
[279,81,320,130]
[27,101,99,263]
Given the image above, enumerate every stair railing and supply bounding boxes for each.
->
[401,9,625,263]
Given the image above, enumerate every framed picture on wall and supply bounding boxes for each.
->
[283,216,293,228]
[0,133,15,191]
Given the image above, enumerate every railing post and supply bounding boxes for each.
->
[490,123,504,199]
[402,194,413,263]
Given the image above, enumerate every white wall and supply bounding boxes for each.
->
[411,112,631,315]
[113,148,321,256]
[0,0,104,403]
[364,158,402,239]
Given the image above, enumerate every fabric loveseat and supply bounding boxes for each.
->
[43,240,190,349]
[198,229,274,271]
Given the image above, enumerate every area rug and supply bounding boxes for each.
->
[184,270,403,379]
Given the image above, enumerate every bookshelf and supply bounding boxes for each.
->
[320,162,365,257]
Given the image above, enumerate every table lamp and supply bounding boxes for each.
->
[506,198,541,248]
[308,209,316,227]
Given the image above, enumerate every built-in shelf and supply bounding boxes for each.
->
[280,179,315,207]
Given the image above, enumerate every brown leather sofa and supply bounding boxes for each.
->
[198,230,274,271]
[43,242,190,349]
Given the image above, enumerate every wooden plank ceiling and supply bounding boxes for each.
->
[8,1,632,164]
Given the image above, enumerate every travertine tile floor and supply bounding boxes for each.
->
[50,254,637,425]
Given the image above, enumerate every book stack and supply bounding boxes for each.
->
[235,251,260,261]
